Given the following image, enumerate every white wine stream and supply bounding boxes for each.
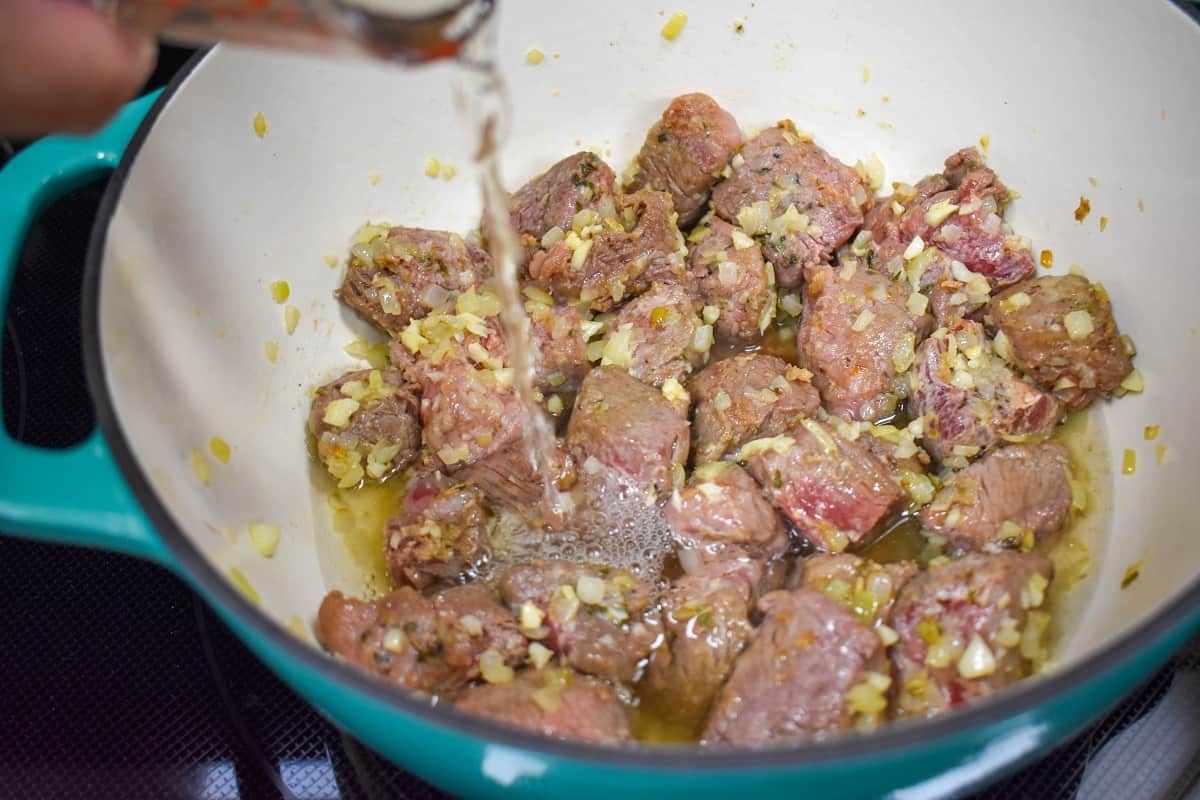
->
[454,23,565,516]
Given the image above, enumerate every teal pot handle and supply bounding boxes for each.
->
[0,93,168,564]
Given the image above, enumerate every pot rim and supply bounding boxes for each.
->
[81,44,1200,771]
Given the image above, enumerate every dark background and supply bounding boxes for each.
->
[1,44,1199,800]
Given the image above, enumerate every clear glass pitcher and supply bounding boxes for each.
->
[96,0,494,63]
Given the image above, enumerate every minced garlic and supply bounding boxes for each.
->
[209,437,231,464]
[284,304,301,335]
[661,11,687,40]
[248,523,282,558]
[191,449,211,486]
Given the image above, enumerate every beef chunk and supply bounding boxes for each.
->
[641,560,759,728]
[629,92,742,228]
[432,584,529,676]
[850,419,932,477]
[890,552,1053,716]
[864,147,1034,292]
[798,260,934,421]
[339,227,491,335]
[798,553,918,628]
[458,438,576,527]
[600,281,704,388]
[666,461,788,564]
[742,418,903,552]
[317,584,526,693]
[454,668,631,744]
[690,353,819,463]
[392,309,519,472]
[687,215,775,341]
[712,123,867,289]
[498,560,660,682]
[528,189,686,311]
[985,274,1133,409]
[501,151,617,266]
[908,320,1063,466]
[920,442,1074,552]
[525,295,592,392]
[385,477,489,589]
[896,245,996,327]
[703,589,888,744]
[567,365,690,498]
[310,368,420,488]
[394,305,571,523]
[417,356,526,473]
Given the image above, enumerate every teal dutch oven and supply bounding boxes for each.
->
[2,1,1200,797]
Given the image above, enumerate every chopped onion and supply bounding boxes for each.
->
[248,523,282,558]
[1063,309,1095,340]
[717,260,739,286]
[479,650,514,684]
[851,309,876,332]
[957,635,997,679]
[925,200,960,226]
[903,236,925,260]
[421,284,449,309]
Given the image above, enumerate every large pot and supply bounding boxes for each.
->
[2,1,1199,797]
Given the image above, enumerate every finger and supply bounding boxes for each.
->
[0,0,157,137]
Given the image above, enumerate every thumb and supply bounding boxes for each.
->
[0,0,158,137]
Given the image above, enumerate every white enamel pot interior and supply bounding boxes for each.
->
[88,0,1200,790]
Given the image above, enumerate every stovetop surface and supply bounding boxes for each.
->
[2,46,1198,800]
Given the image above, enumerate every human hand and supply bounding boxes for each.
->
[0,0,157,137]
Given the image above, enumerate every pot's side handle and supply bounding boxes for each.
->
[0,93,170,564]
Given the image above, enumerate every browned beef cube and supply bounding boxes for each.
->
[712,123,867,289]
[309,368,420,488]
[920,442,1073,552]
[339,227,491,335]
[890,552,1053,716]
[316,584,526,693]
[432,584,529,676]
[458,438,576,529]
[739,417,902,554]
[395,304,574,525]
[498,560,660,682]
[417,358,526,472]
[742,418,903,553]
[703,589,888,744]
[500,151,617,266]
[798,260,934,422]
[666,461,788,564]
[864,147,1034,291]
[525,296,591,392]
[454,668,631,744]
[984,274,1133,409]
[567,365,689,498]
[908,320,1063,466]
[629,92,742,228]
[798,553,917,628]
[690,353,819,463]
[601,281,704,388]
[528,189,687,311]
[888,245,996,327]
[854,422,932,476]
[640,559,759,730]
[385,476,488,589]
[687,215,774,341]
